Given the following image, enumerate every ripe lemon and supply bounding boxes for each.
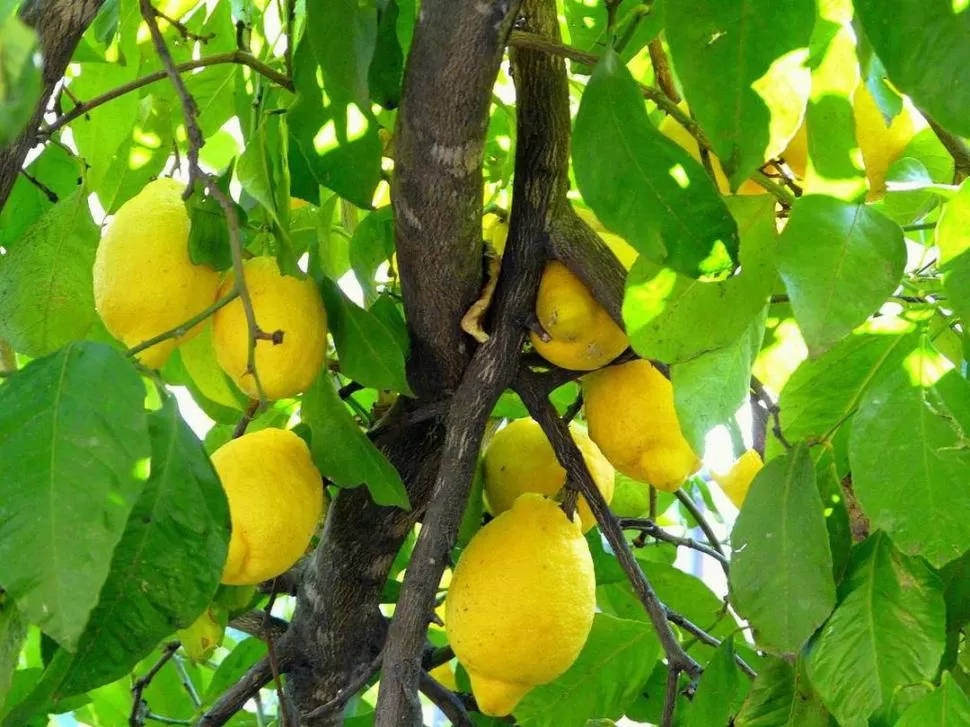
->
[446,494,595,716]
[583,360,700,491]
[531,262,628,371]
[712,449,763,508]
[93,178,220,369]
[852,83,916,198]
[483,418,614,533]
[212,257,327,400]
[211,428,326,585]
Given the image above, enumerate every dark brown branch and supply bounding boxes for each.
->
[0,0,105,209]
[749,376,791,449]
[661,667,679,727]
[515,374,701,680]
[374,0,567,722]
[199,656,276,726]
[262,581,290,727]
[130,642,180,727]
[664,611,757,679]
[673,489,727,560]
[43,52,292,137]
[419,672,474,727]
[231,399,260,439]
[228,610,289,642]
[620,518,729,573]
[648,38,680,103]
[302,652,383,721]
[921,109,970,182]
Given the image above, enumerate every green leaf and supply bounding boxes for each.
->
[302,372,409,509]
[735,657,829,727]
[350,206,395,304]
[624,195,776,364]
[672,306,766,453]
[573,48,739,277]
[0,599,26,713]
[665,0,814,190]
[849,350,970,567]
[729,444,836,655]
[896,671,970,727]
[562,0,664,74]
[307,0,376,106]
[814,456,852,583]
[368,1,403,108]
[514,613,659,727]
[39,399,229,697]
[187,169,235,272]
[0,14,42,145]
[0,342,150,649]
[806,532,946,727]
[936,178,970,328]
[0,144,81,248]
[203,638,267,704]
[318,278,411,395]
[854,0,970,138]
[288,38,382,208]
[941,549,970,632]
[777,195,905,354]
[237,113,287,231]
[779,325,919,442]
[685,637,747,727]
[0,190,99,357]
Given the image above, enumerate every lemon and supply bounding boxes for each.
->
[583,360,700,491]
[573,208,639,270]
[429,661,460,692]
[712,449,763,508]
[610,474,654,518]
[93,178,220,369]
[531,262,628,371]
[852,83,916,198]
[180,320,242,409]
[212,257,327,400]
[177,606,227,663]
[483,418,614,533]
[446,494,595,716]
[482,212,508,256]
[211,428,326,585]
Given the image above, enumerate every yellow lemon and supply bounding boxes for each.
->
[211,428,326,585]
[446,494,595,716]
[583,360,700,491]
[712,449,763,508]
[573,207,639,270]
[213,257,327,400]
[93,178,220,369]
[483,418,614,533]
[852,83,916,198]
[531,261,628,371]
[482,212,509,256]
[429,661,460,692]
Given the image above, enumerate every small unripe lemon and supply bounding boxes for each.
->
[213,257,327,400]
[483,418,614,533]
[177,606,227,663]
[531,262,628,371]
[712,449,763,508]
[446,494,595,716]
[211,428,326,585]
[93,178,220,369]
[583,360,700,491]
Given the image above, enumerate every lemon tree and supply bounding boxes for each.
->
[0,0,969,726]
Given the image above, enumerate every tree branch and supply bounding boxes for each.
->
[43,52,292,138]
[648,38,680,103]
[126,290,239,360]
[922,110,970,182]
[664,610,757,679]
[673,489,727,560]
[419,672,474,727]
[374,0,568,722]
[749,375,791,450]
[620,518,729,573]
[130,642,180,727]
[199,656,276,726]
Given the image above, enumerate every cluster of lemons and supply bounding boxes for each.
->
[93,179,327,590]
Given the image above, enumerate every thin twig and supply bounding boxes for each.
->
[199,656,276,726]
[171,655,202,707]
[130,642,180,727]
[126,290,239,360]
[229,609,290,642]
[284,0,296,81]
[232,399,260,438]
[261,579,290,727]
[673,489,726,559]
[665,610,757,679]
[921,110,970,182]
[749,375,791,449]
[620,518,729,573]
[422,645,455,671]
[44,52,292,137]
[562,391,583,423]
[419,671,474,727]
[153,7,214,42]
[662,666,679,727]
[19,169,58,202]
[648,37,679,103]
[145,714,191,725]
[303,652,383,720]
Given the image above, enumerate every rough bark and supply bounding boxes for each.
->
[374,0,570,722]
[0,0,105,208]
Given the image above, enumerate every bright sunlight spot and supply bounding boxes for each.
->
[170,385,215,438]
[131,457,152,481]
[903,346,953,388]
[668,163,690,189]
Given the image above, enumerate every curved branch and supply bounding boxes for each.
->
[419,672,474,727]
[198,656,276,726]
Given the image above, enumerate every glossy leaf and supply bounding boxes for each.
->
[0,190,99,357]
[735,657,829,727]
[307,0,375,106]
[574,48,739,277]
[729,444,836,655]
[806,532,946,726]
[854,0,970,138]
[895,671,970,727]
[514,613,659,727]
[685,637,747,727]
[302,372,409,509]
[0,343,149,650]
[936,178,970,328]
[0,144,81,248]
[850,351,970,567]
[665,0,814,189]
[624,195,776,364]
[778,195,905,354]
[0,14,42,145]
